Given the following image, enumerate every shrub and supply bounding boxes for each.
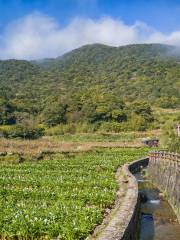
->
[0,125,14,138]
[128,114,148,131]
[168,136,180,153]
[7,124,44,139]
[161,121,180,152]
[0,124,44,139]
[45,123,99,136]
[99,122,124,133]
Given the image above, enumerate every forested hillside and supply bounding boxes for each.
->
[0,43,180,137]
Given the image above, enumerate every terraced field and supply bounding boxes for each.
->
[0,148,148,239]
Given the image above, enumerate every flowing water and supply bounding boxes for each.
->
[135,171,180,240]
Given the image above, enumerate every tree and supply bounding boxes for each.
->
[131,101,154,122]
[41,101,67,127]
[81,88,126,123]
[0,97,16,125]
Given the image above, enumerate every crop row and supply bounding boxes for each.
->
[0,148,148,239]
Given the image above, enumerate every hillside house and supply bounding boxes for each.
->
[142,139,159,147]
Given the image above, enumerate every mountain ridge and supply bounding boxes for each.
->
[34,43,176,68]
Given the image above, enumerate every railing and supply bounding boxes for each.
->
[149,151,180,162]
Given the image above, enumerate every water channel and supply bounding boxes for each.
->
[135,170,180,240]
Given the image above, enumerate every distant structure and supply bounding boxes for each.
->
[142,139,159,147]
[177,124,180,137]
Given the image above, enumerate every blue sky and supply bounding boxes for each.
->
[0,0,180,59]
[1,0,180,32]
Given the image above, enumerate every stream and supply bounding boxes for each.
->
[135,171,180,240]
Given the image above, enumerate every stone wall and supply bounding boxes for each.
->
[89,151,180,240]
[122,158,149,240]
[148,151,180,223]
[89,157,149,240]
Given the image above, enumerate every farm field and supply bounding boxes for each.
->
[0,148,148,239]
[0,130,159,156]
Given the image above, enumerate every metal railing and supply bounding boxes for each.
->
[149,151,180,162]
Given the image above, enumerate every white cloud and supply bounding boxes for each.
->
[0,12,180,59]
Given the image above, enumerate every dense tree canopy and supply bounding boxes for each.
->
[0,43,179,134]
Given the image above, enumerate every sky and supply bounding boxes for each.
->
[0,0,180,59]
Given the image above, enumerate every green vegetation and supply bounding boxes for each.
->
[161,122,180,153]
[0,122,44,139]
[154,108,180,152]
[0,44,180,138]
[0,43,178,240]
[0,148,148,239]
[47,132,136,143]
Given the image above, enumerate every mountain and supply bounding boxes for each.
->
[36,43,180,104]
[0,43,180,128]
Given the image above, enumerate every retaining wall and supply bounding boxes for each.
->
[122,158,149,240]
[90,151,180,240]
[148,151,180,223]
[89,157,149,240]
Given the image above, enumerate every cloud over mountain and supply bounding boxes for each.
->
[0,12,180,59]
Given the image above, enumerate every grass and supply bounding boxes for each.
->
[0,130,160,156]
[51,132,136,142]
[0,136,143,156]
[0,148,148,239]
[49,130,161,143]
